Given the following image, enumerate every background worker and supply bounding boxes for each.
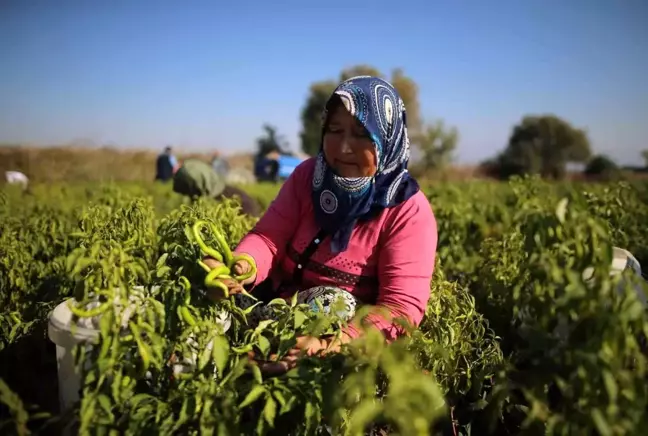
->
[5,170,29,189]
[210,150,230,179]
[155,146,179,182]
[172,158,261,217]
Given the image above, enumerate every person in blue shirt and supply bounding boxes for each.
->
[155,146,178,182]
[254,151,280,182]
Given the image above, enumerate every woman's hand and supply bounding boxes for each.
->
[259,334,348,376]
[205,277,245,301]
[202,254,257,285]
[202,253,257,301]
[259,336,328,376]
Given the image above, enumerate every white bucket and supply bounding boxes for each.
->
[47,298,99,413]
[551,247,648,340]
[515,247,647,342]
[582,247,647,306]
[47,286,231,412]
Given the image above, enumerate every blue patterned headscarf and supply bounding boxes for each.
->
[311,76,420,253]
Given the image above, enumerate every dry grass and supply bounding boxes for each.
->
[0,145,255,183]
[410,163,493,182]
[2,144,486,184]
[4,144,638,184]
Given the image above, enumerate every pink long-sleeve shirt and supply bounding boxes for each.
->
[236,158,438,341]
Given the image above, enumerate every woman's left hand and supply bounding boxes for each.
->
[259,335,342,376]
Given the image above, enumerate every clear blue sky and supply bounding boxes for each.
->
[1,0,646,165]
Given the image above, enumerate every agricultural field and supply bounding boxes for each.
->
[1,177,648,435]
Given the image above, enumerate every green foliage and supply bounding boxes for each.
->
[473,178,648,434]
[412,120,459,174]
[299,81,338,156]
[2,177,648,435]
[584,155,621,181]
[338,65,383,82]
[642,150,648,168]
[386,68,422,136]
[486,114,592,180]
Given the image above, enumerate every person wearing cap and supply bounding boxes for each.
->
[173,159,261,217]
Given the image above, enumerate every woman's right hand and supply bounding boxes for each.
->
[202,253,257,300]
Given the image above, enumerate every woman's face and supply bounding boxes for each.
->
[323,102,377,178]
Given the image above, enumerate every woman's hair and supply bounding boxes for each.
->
[325,94,344,112]
[322,93,371,139]
[322,94,344,129]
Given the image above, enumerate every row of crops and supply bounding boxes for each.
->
[1,177,648,435]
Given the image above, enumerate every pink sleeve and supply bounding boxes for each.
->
[344,192,437,341]
[235,159,313,286]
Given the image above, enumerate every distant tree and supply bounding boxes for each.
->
[490,114,592,180]
[299,81,337,156]
[389,68,422,136]
[299,65,423,156]
[584,154,621,181]
[256,124,288,159]
[477,157,503,179]
[642,150,648,168]
[417,120,459,171]
[339,65,382,82]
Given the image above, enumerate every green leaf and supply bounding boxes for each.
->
[348,400,383,434]
[601,370,617,403]
[263,396,277,427]
[212,335,230,375]
[256,335,271,358]
[239,385,266,409]
[591,408,612,436]
[198,342,212,372]
[294,311,307,330]
[156,253,169,270]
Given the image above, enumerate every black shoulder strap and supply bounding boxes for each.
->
[291,229,328,285]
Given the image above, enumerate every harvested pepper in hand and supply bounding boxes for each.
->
[191,220,257,300]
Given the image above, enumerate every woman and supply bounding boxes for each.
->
[205,76,437,374]
[173,158,262,217]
